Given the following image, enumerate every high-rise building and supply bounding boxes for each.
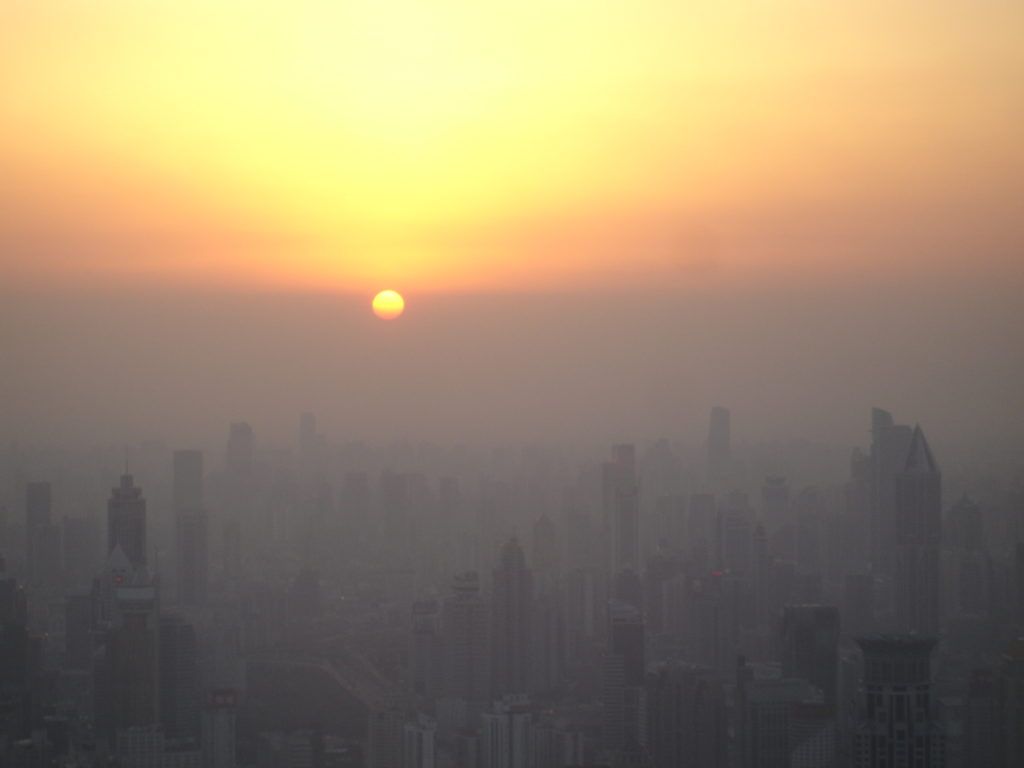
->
[737,670,835,768]
[97,562,161,739]
[403,714,436,768]
[869,409,913,575]
[604,444,640,577]
[854,635,942,768]
[646,662,727,768]
[492,538,533,697]
[602,600,646,757]
[410,600,444,699]
[159,614,199,740]
[173,450,208,607]
[62,514,100,591]
[779,605,840,712]
[893,426,942,635]
[707,406,731,485]
[25,481,61,589]
[479,696,532,768]
[441,572,490,702]
[202,690,237,768]
[107,474,147,569]
[224,422,254,479]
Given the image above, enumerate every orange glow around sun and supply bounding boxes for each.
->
[372,290,405,320]
[0,1,1022,294]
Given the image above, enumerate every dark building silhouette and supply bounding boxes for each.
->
[893,426,942,635]
[491,537,533,697]
[854,635,942,768]
[174,449,208,607]
[646,662,727,768]
[707,406,731,485]
[160,614,199,740]
[780,605,840,712]
[107,474,147,569]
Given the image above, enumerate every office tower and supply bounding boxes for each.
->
[172,450,203,514]
[779,605,840,712]
[706,406,731,485]
[410,600,444,698]
[843,574,875,638]
[202,691,237,768]
[403,714,436,768]
[945,494,990,619]
[25,481,61,589]
[893,426,942,635]
[854,635,942,768]
[602,600,646,757]
[1002,639,1024,768]
[0,567,33,743]
[64,591,95,671]
[62,514,100,590]
[530,514,560,576]
[528,721,584,768]
[720,496,753,578]
[173,450,208,607]
[367,707,406,768]
[97,563,160,738]
[736,668,835,768]
[869,409,914,575]
[107,474,147,568]
[479,696,532,768]
[224,422,254,478]
[646,662,727,768]
[492,538,533,697]
[761,476,791,538]
[441,572,490,702]
[688,492,716,567]
[604,444,640,576]
[159,614,199,740]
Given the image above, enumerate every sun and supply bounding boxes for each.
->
[372,289,405,320]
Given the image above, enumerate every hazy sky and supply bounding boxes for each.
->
[2,1,1022,450]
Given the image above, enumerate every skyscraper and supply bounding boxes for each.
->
[869,409,913,575]
[173,450,208,606]
[25,481,61,589]
[107,475,147,569]
[604,444,640,577]
[602,600,646,758]
[779,605,840,712]
[159,614,199,740]
[893,426,942,635]
[707,406,731,485]
[492,537,533,697]
[441,571,490,703]
[854,635,942,768]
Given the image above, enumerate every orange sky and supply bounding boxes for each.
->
[2,0,1022,294]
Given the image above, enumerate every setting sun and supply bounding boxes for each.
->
[372,289,405,320]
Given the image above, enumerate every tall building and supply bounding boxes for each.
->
[173,450,208,606]
[707,406,731,485]
[854,635,942,768]
[602,600,646,758]
[893,426,942,635]
[107,474,147,569]
[779,605,840,712]
[869,409,913,575]
[224,422,254,479]
[479,696,532,768]
[410,600,444,699]
[492,537,533,697]
[159,614,199,740]
[441,572,490,702]
[403,714,436,768]
[25,481,61,589]
[202,690,238,768]
[97,561,161,739]
[646,662,727,768]
[604,445,640,577]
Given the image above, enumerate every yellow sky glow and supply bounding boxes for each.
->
[2,0,1022,293]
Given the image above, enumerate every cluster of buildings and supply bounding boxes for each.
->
[1,407,1023,767]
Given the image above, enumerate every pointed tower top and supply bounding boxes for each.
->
[903,425,939,475]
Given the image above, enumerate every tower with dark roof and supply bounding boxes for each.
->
[893,426,942,635]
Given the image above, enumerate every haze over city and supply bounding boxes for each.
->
[1,2,1023,768]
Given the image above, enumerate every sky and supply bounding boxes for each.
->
[1,1,1023,450]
